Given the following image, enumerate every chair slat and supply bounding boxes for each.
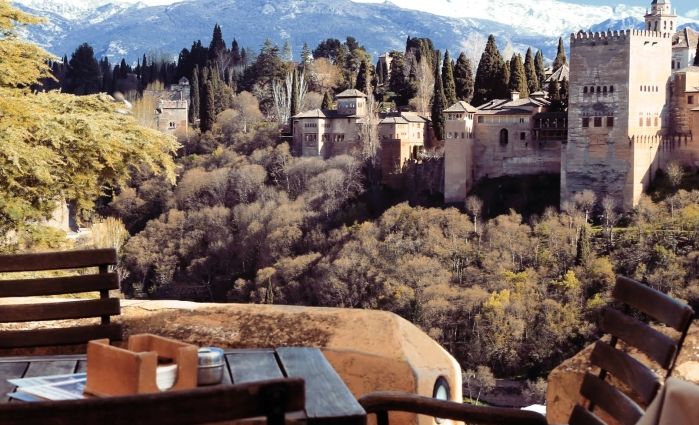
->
[0,324,123,349]
[0,273,119,297]
[569,404,606,425]
[0,378,305,425]
[600,307,677,369]
[614,276,694,332]
[0,249,117,273]
[590,341,661,405]
[580,373,643,425]
[0,299,120,323]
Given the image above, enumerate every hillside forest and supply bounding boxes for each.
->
[2,1,698,397]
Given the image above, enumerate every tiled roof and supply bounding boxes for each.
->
[476,96,550,115]
[292,109,364,119]
[401,112,430,122]
[545,64,569,83]
[380,116,410,125]
[444,101,478,113]
[336,89,367,98]
[673,27,699,49]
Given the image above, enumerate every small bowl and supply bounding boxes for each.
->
[197,347,225,386]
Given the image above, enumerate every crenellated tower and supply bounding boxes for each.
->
[645,0,677,36]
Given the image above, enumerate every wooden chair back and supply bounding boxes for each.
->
[0,377,305,425]
[569,275,695,425]
[0,249,122,349]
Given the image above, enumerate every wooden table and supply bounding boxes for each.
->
[0,347,366,425]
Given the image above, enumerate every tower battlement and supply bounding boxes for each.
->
[570,29,671,45]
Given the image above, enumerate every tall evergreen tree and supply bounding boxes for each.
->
[576,225,591,267]
[389,51,411,106]
[454,52,474,102]
[694,42,699,66]
[64,43,102,95]
[535,50,546,89]
[201,78,215,132]
[497,59,510,99]
[442,50,457,106]
[559,76,569,110]
[190,65,200,123]
[431,51,446,141]
[300,42,313,66]
[548,79,562,111]
[282,40,293,62]
[553,37,567,71]
[208,23,226,61]
[231,39,241,66]
[322,91,333,110]
[290,68,300,119]
[355,58,370,94]
[508,54,528,98]
[473,35,504,106]
[524,48,539,95]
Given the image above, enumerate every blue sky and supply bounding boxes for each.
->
[579,0,697,16]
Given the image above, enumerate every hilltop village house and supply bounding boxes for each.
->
[292,89,432,180]
[444,0,699,209]
[145,77,190,136]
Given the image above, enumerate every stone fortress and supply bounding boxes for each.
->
[445,0,699,209]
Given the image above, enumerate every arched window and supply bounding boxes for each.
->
[610,86,614,93]
[603,86,608,94]
[499,128,509,146]
[597,86,601,93]
[647,22,651,30]
[584,87,588,94]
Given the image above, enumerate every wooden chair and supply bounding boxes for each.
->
[569,275,694,425]
[0,377,305,425]
[0,249,122,349]
[359,275,695,425]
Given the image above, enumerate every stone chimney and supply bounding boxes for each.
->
[511,91,520,101]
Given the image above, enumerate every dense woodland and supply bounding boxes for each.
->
[3,2,698,393]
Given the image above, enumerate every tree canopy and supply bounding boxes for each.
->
[0,0,177,237]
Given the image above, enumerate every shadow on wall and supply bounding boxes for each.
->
[468,173,561,220]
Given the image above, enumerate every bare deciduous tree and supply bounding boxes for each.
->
[272,69,307,125]
[409,57,435,114]
[601,195,618,246]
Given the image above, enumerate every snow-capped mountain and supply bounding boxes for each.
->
[11,0,699,64]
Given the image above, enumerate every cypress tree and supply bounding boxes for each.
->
[208,23,226,61]
[301,42,313,66]
[389,51,411,106]
[559,76,569,110]
[290,68,299,118]
[498,59,510,99]
[524,48,539,95]
[553,37,567,71]
[694,42,699,66]
[231,39,241,66]
[508,54,529,98]
[190,65,200,123]
[473,35,504,106]
[548,79,562,111]
[322,91,333,110]
[355,58,369,94]
[535,50,546,89]
[454,52,474,102]
[442,50,458,106]
[201,79,215,132]
[576,225,591,267]
[431,51,446,141]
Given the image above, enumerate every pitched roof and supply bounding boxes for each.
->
[673,27,699,49]
[545,64,569,83]
[444,101,478,113]
[477,96,550,115]
[379,116,410,125]
[293,109,328,119]
[401,112,430,122]
[336,89,367,98]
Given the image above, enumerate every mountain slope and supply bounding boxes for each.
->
[11,0,699,63]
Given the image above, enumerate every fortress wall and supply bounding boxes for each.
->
[473,115,561,182]
[563,32,633,207]
[444,118,474,203]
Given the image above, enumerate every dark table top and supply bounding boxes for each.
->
[0,347,366,425]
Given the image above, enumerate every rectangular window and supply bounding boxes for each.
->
[520,132,526,141]
[582,117,590,128]
[606,117,614,127]
[640,117,644,127]
[689,96,695,105]
[594,117,602,127]
[478,116,484,124]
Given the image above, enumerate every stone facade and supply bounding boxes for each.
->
[444,94,563,204]
[292,89,368,158]
[379,112,430,184]
[146,77,190,136]
[672,27,698,70]
[560,0,699,209]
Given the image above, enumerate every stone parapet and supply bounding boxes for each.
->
[0,298,462,425]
